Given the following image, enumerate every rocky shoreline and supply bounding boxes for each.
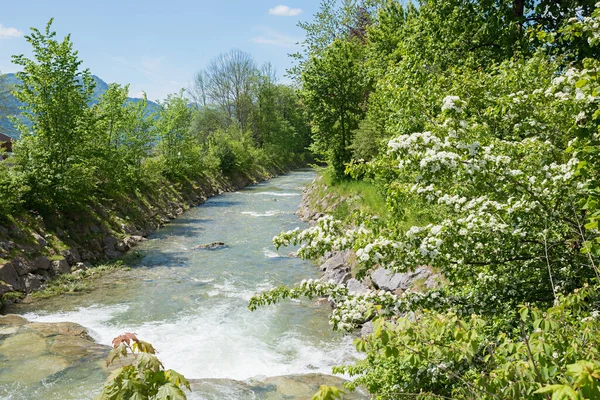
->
[296,175,442,333]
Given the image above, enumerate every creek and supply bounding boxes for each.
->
[0,170,358,399]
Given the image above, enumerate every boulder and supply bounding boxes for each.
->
[61,248,81,264]
[193,242,227,250]
[0,314,28,326]
[24,273,44,291]
[31,256,51,271]
[346,278,370,295]
[31,232,48,248]
[0,262,23,291]
[102,236,119,251]
[51,258,70,275]
[370,266,432,292]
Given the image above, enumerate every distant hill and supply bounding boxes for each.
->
[0,74,160,139]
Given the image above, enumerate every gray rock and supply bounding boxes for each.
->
[346,278,370,295]
[31,256,51,271]
[24,273,44,291]
[51,259,70,275]
[61,249,81,264]
[318,251,348,272]
[193,242,227,250]
[115,240,129,252]
[370,266,432,292]
[0,263,23,291]
[361,321,374,336]
[102,236,119,251]
[321,268,350,285]
[104,248,123,259]
[31,232,48,248]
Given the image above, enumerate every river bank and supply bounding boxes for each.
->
[0,162,300,306]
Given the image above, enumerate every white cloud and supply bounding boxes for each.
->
[252,28,299,48]
[268,5,302,17]
[0,25,22,39]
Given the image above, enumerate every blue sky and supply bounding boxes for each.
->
[0,1,320,101]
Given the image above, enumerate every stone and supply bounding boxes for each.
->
[24,273,44,291]
[103,236,119,251]
[27,321,93,340]
[0,355,71,385]
[193,242,228,250]
[50,335,109,360]
[115,240,129,252]
[51,258,70,275]
[318,251,347,272]
[360,321,374,336]
[105,248,123,259]
[370,266,432,292]
[31,256,51,271]
[0,262,23,291]
[0,332,47,359]
[321,268,350,285]
[0,314,28,326]
[61,248,81,264]
[346,278,370,295]
[32,232,48,248]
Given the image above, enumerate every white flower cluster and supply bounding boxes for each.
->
[441,95,464,113]
[331,289,400,332]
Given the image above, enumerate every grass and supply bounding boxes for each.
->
[32,261,128,299]
[310,167,441,231]
[313,167,388,220]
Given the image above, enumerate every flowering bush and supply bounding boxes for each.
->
[252,2,600,399]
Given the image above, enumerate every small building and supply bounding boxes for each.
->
[0,133,13,157]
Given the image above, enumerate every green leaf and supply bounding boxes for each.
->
[155,382,187,400]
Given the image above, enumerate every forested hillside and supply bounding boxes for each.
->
[251,1,600,398]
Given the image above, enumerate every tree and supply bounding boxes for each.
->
[301,38,367,179]
[202,49,257,130]
[155,90,195,178]
[11,18,97,210]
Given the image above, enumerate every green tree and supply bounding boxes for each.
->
[301,38,367,179]
[11,18,97,210]
[155,90,195,178]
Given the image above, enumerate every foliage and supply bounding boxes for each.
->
[251,1,600,399]
[11,18,97,211]
[96,332,190,400]
[301,37,368,180]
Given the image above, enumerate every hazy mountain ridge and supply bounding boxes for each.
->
[0,74,160,139]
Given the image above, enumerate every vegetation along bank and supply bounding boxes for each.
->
[0,19,312,305]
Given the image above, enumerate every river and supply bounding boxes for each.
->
[0,169,357,399]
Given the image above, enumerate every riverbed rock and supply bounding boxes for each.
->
[0,315,111,386]
[24,273,44,291]
[26,321,94,340]
[190,373,368,400]
[319,250,353,285]
[193,242,227,250]
[0,314,28,326]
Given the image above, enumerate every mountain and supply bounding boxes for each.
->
[0,74,160,139]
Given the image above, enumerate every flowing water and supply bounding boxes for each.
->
[0,169,357,399]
